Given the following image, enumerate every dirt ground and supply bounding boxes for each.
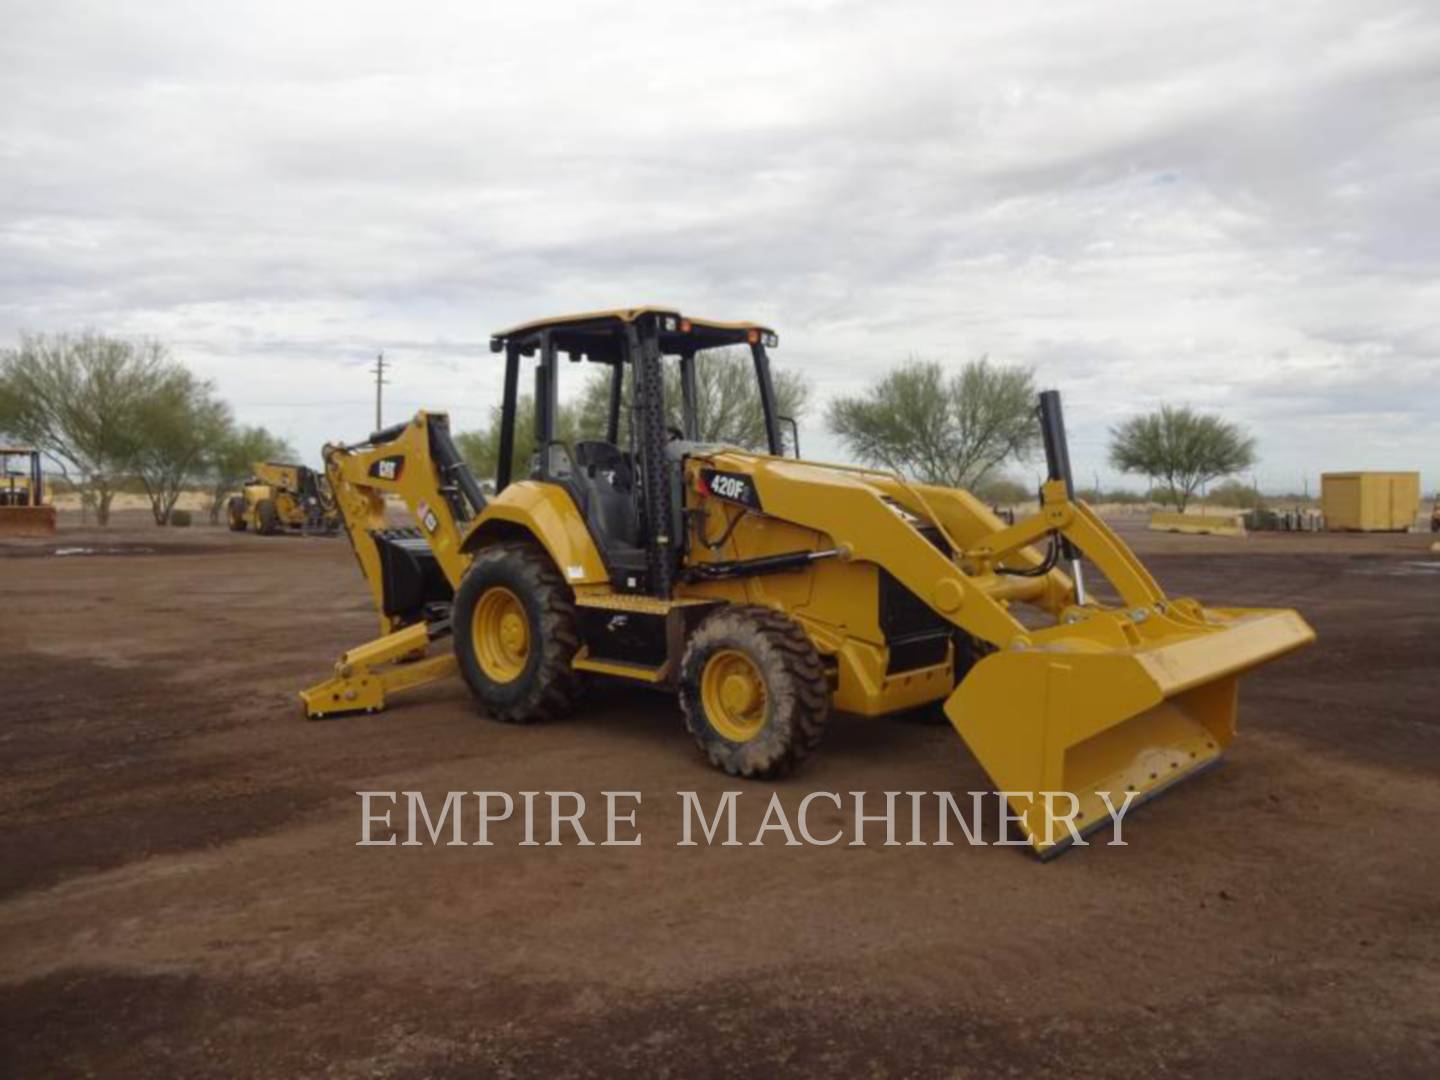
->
[1,511,1437,1078]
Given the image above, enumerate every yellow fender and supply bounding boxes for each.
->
[461,480,609,586]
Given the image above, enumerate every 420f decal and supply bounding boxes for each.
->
[698,468,763,511]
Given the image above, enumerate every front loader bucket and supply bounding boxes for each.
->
[944,608,1314,857]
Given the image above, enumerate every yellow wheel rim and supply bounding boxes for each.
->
[700,648,768,743]
[472,586,530,683]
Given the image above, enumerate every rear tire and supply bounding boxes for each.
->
[679,605,829,779]
[256,498,280,535]
[226,496,248,532]
[452,542,582,724]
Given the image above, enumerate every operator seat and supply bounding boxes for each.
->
[572,440,641,552]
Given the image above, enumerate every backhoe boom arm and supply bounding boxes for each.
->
[301,411,484,719]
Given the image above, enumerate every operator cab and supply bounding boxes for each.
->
[0,447,45,508]
[488,308,791,595]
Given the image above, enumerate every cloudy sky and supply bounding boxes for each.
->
[2,0,1437,490]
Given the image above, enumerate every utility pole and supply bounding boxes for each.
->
[371,352,388,430]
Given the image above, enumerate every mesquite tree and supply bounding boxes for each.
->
[0,333,171,525]
[132,368,233,524]
[827,358,1038,488]
[575,347,810,452]
[1108,405,1257,511]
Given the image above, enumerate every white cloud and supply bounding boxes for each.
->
[1,0,1436,488]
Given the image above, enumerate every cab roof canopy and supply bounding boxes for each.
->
[489,307,778,363]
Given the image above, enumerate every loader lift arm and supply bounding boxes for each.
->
[678,394,1314,854]
[301,411,484,717]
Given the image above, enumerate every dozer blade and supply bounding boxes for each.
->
[0,506,56,537]
[944,608,1314,857]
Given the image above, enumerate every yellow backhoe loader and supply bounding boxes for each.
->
[0,447,56,536]
[302,308,1314,855]
[227,461,339,536]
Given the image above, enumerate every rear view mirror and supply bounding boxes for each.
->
[777,415,801,458]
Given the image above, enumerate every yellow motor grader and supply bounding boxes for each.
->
[227,461,339,536]
[302,308,1314,855]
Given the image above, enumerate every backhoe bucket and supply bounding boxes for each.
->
[944,608,1314,857]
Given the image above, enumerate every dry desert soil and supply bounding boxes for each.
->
[1,512,1438,1078]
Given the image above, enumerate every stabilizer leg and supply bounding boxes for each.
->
[300,621,458,719]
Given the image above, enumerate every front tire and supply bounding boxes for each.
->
[679,605,829,779]
[226,496,248,532]
[256,498,281,535]
[452,542,581,724]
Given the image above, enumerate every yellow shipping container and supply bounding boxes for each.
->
[1321,472,1420,532]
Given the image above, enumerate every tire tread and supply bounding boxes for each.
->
[454,542,581,724]
[679,604,830,779]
